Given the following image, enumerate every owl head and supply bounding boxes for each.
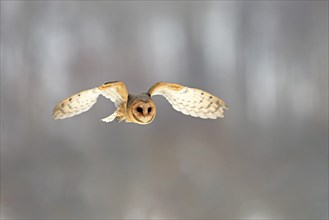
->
[127,93,156,124]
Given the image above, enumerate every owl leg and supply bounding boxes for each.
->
[101,112,117,123]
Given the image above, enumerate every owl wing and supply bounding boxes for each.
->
[52,81,128,120]
[148,82,228,119]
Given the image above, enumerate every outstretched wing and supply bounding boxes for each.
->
[52,81,128,120]
[148,82,228,119]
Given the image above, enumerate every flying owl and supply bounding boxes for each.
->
[52,81,228,125]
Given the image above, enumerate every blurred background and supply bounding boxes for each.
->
[1,1,328,219]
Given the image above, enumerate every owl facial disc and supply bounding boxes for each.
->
[131,100,156,124]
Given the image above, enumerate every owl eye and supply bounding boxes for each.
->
[136,107,143,114]
[148,107,152,113]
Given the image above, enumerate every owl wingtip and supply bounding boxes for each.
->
[221,102,229,110]
[52,113,64,120]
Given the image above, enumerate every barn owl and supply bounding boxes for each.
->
[52,81,228,125]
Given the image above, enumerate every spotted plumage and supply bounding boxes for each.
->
[52,81,228,125]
